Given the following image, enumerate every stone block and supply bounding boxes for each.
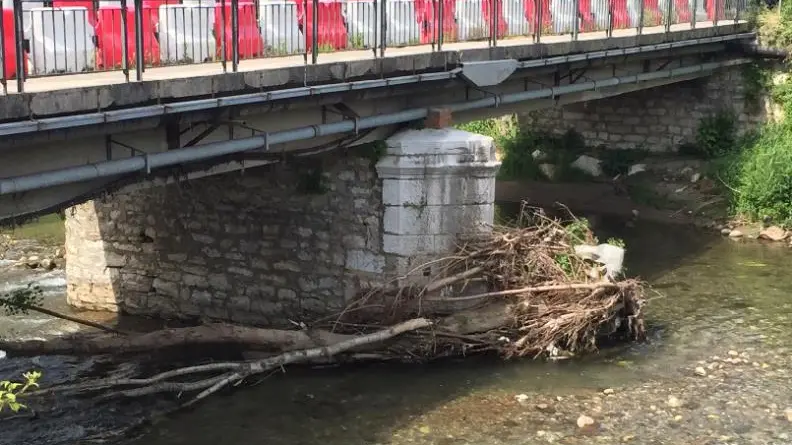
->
[425,108,453,129]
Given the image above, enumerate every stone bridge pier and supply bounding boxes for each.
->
[64,127,501,327]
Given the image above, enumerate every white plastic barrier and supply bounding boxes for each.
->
[2,0,45,40]
[343,0,420,48]
[627,0,640,26]
[590,0,608,29]
[455,0,489,41]
[501,0,528,36]
[550,0,575,33]
[158,4,216,64]
[259,0,304,55]
[28,7,95,75]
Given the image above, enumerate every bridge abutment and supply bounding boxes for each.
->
[65,128,500,326]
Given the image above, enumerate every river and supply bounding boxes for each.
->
[1,210,790,444]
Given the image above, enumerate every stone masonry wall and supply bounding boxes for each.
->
[66,153,384,327]
[521,67,772,152]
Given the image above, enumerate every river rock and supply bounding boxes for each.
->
[784,408,792,422]
[571,155,603,177]
[667,396,683,408]
[515,394,530,406]
[628,164,647,176]
[728,229,744,238]
[539,164,556,180]
[0,349,5,360]
[691,172,701,183]
[721,228,731,236]
[759,226,788,242]
[40,258,55,270]
[54,247,65,259]
[694,367,707,377]
[576,414,598,435]
[24,255,41,269]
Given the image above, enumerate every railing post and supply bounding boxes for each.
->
[311,0,318,64]
[379,0,386,57]
[734,0,740,23]
[438,0,444,50]
[0,3,7,95]
[12,0,24,92]
[231,0,239,71]
[120,0,130,81]
[220,0,227,72]
[302,0,308,64]
[535,0,542,42]
[714,0,720,26]
[691,0,697,28]
[134,0,144,80]
[490,0,497,47]
[607,0,613,37]
[637,0,645,35]
[573,0,580,40]
[664,0,672,32]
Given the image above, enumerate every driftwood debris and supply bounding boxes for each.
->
[6,204,646,407]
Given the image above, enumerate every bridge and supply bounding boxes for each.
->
[0,0,762,325]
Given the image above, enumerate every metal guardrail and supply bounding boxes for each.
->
[0,0,748,93]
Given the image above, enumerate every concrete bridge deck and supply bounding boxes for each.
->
[0,21,752,122]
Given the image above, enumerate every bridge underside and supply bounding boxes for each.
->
[0,34,754,223]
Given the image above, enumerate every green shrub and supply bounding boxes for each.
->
[689,110,739,159]
[733,122,792,225]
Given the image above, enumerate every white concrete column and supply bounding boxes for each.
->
[375,128,501,279]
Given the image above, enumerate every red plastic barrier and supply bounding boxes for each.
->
[577,0,596,31]
[416,0,456,43]
[674,0,690,22]
[524,0,551,34]
[1,7,27,79]
[609,0,629,29]
[214,2,263,59]
[296,0,347,51]
[484,0,508,39]
[53,0,98,25]
[95,5,160,69]
[642,0,662,25]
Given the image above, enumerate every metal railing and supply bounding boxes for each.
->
[0,0,748,93]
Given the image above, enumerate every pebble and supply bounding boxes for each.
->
[667,396,683,408]
[694,367,707,377]
[536,403,553,412]
[721,228,731,235]
[576,414,597,433]
[785,408,792,422]
[515,394,530,405]
[728,350,739,356]
[728,230,744,238]
[603,388,615,395]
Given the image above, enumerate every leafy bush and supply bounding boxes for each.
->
[0,371,41,413]
[732,122,792,225]
[689,110,738,159]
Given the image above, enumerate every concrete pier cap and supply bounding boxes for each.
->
[376,127,501,280]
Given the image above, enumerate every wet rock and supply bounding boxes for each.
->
[576,414,598,434]
[694,367,707,377]
[667,396,683,408]
[539,164,556,180]
[690,173,701,183]
[536,403,554,412]
[40,258,56,271]
[24,255,41,269]
[571,155,603,177]
[728,230,744,238]
[515,394,530,406]
[0,349,5,360]
[532,149,547,160]
[721,228,731,236]
[627,164,646,176]
[759,226,788,242]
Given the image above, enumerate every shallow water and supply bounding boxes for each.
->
[1,213,791,444]
[130,216,792,445]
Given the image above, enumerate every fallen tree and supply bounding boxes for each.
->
[3,204,646,407]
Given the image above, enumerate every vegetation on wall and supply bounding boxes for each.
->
[698,3,792,226]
